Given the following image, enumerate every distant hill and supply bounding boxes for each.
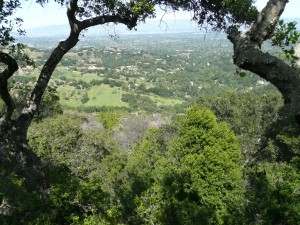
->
[25,19,202,37]
[25,17,300,37]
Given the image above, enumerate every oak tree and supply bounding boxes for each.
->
[0,0,157,203]
[227,0,300,124]
[0,0,155,144]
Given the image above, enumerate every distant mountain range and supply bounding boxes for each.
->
[25,19,203,37]
[23,18,300,37]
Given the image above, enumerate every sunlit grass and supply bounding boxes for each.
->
[149,95,185,106]
[86,85,128,107]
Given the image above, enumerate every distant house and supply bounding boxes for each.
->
[157,68,165,72]
[88,65,98,70]
[184,92,192,99]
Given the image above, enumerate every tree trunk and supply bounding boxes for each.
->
[0,29,80,198]
[0,119,49,193]
[227,0,300,124]
[0,33,81,209]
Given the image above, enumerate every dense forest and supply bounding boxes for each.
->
[1,0,300,224]
[3,90,300,224]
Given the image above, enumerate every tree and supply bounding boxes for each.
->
[0,0,33,118]
[161,0,300,125]
[99,106,244,224]
[196,92,283,164]
[81,92,89,104]
[0,0,156,217]
[0,0,155,148]
[158,106,243,224]
[161,0,257,30]
[98,110,121,131]
[226,0,300,124]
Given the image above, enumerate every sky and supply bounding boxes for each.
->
[14,0,300,29]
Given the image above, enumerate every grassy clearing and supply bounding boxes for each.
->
[26,49,44,59]
[57,84,128,108]
[53,68,82,78]
[57,82,184,109]
[149,95,185,106]
[16,67,185,111]
[74,75,103,82]
[54,67,104,82]
[86,85,128,107]
[57,85,83,108]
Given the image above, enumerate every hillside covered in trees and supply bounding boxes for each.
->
[1,0,300,224]
[10,32,276,113]
[3,90,300,224]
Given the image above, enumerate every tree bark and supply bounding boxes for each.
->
[227,0,300,124]
[0,53,18,118]
[0,54,48,206]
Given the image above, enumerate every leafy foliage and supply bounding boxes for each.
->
[0,84,63,121]
[161,106,244,224]
[196,92,283,164]
[161,0,258,31]
[272,19,300,60]
[3,93,300,224]
[28,113,115,177]
[0,169,45,225]
[98,110,121,130]
[0,1,35,66]
[245,160,300,225]
[0,0,23,47]
[244,109,300,224]
[99,105,243,224]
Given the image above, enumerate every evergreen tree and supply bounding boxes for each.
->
[102,106,244,224]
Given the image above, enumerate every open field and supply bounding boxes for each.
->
[86,85,128,107]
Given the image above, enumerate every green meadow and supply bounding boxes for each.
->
[53,67,184,110]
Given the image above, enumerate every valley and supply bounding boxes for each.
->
[12,31,277,113]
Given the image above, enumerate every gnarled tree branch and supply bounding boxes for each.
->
[0,52,18,118]
[79,14,138,31]
[18,0,143,133]
[248,0,288,46]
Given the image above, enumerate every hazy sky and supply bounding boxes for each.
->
[15,0,300,29]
